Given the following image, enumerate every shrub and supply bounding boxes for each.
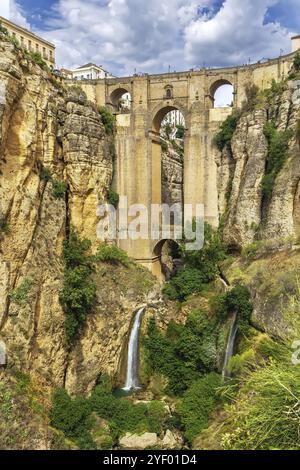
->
[50,389,95,449]
[107,189,119,208]
[211,285,253,334]
[177,373,222,445]
[30,52,47,70]
[96,243,130,267]
[0,22,8,36]
[163,223,226,301]
[242,242,260,260]
[10,277,34,305]
[90,379,152,438]
[60,229,96,343]
[52,179,67,199]
[0,218,10,234]
[39,164,52,182]
[213,114,238,152]
[293,52,300,72]
[147,401,166,434]
[144,312,219,396]
[176,124,185,139]
[241,84,259,112]
[163,267,204,301]
[99,106,115,135]
[262,121,292,202]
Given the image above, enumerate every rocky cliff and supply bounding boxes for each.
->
[0,37,163,397]
[216,81,300,248]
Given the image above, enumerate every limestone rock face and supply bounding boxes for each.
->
[218,82,300,249]
[161,139,183,206]
[0,37,140,391]
[119,432,158,450]
[0,37,165,396]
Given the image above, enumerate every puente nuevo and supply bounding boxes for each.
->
[75,42,298,278]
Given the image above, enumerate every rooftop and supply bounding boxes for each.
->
[76,63,103,70]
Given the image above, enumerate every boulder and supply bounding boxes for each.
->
[119,432,158,450]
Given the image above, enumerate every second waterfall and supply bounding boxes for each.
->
[123,307,145,391]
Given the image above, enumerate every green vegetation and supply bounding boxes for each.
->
[177,373,222,445]
[161,140,168,152]
[163,223,226,301]
[96,243,130,268]
[50,389,95,449]
[99,106,115,135]
[10,277,34,306]
[213,114,238,152]
[293,52,300,72]
[211,285,252,334]
[222,356,300,450]
[37,163,67,199]
[50,376,168,449]
[39,164,52,182]
[0,217,10,234]
[241,84,260,112]
[262,121,292,202]
[52,179,67,199]
[59,229,96,343]
[144,309,222,395]
[242,242,260,260]
[175,124,185,139]
[107,189,119,208]
[29,52,47,70]
[296,119,300,146]
[0,22,8,36]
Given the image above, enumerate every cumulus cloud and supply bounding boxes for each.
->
[10,0,31,29]
[9,0,297,75]
[185,0,292,67]
[37,0,207,74]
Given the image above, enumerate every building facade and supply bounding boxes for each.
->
[72,63,114,80]
[0,16,55,68]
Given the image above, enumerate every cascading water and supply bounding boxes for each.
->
[123,307,145,391]
[222,312,238,381]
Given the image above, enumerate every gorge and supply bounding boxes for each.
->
[1,29,300,451]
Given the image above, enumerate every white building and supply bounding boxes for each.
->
[72,63,114,80]
[162,110,185,128]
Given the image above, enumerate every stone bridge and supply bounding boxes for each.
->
[79,50,296,278]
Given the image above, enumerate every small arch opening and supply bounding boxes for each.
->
[154,239,182,280]
[110,88,132,113]
[211,80,234,108]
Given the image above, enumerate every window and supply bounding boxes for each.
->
[36,44,39,51]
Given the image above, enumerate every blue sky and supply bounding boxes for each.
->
[1,0,299,76]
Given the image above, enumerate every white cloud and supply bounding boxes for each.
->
[9,0,297,75]
[184,0,292,67]
[0,0,10,19]
[36,0,208,73]
[10,0,31,29]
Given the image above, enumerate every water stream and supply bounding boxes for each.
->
[122,307,145,391]
[222,312,238,381]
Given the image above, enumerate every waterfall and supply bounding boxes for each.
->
[222,312,238,381]
[123,307,145,391]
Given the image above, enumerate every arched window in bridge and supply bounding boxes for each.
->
[110,88,132,113]
[212,81,234,108]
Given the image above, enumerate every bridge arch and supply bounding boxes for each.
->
[153,239,181,280]
[109,87,132,112]
[151,102,188,133]
[209,79,235,108]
